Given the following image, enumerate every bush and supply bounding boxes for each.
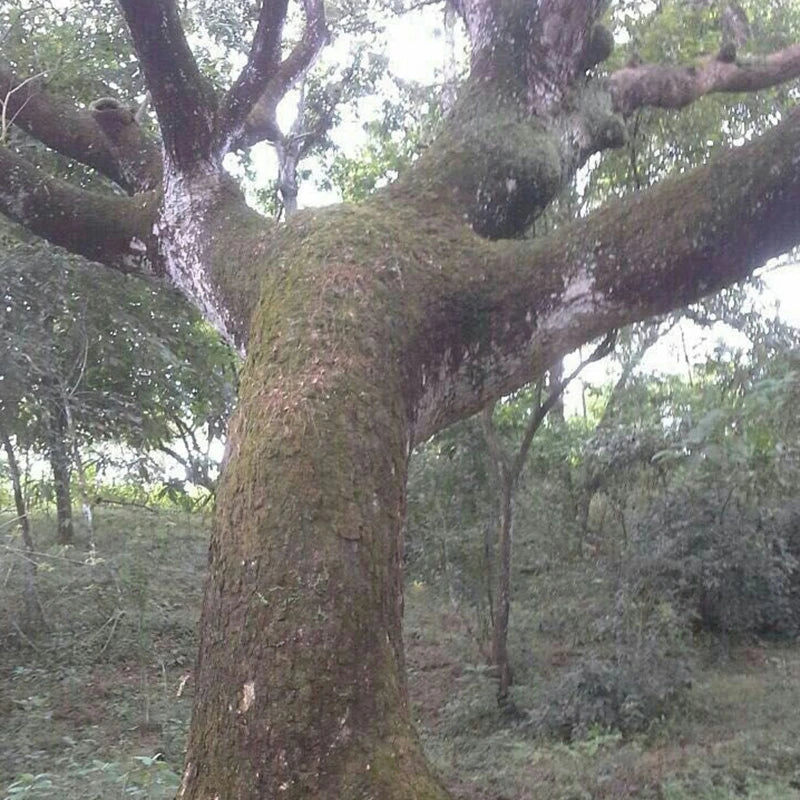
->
[627,489,800,638]
[532,647,691,740]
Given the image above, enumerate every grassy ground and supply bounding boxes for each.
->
[2,509,800,799]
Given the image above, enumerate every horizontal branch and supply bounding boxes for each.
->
[0,60,160,193]
[610,43,800,116]
[410,106,800,442]
[118,0,216,171]
[0,145,157,272]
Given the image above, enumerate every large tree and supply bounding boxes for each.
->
[3,0,800,796]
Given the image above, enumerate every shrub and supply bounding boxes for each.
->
[532,647,691,740]
[627,489,800,638]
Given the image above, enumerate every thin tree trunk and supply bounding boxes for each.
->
[276,141,300,218]
[275,85,305,219]
[64,403,95,549]
[547,359,566,424]
[492,483,514,704]
[482,519,495,644]
[48,402,74,545]
[1,425,46,630]
[481,340,614,706]
[481,403,518,707]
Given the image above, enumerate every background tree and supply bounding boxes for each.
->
[0,239,237,540]
[481,335,614,706]
[0,414,45,631]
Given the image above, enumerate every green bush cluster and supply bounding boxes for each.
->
[628,493,800,639]
[532,647,692,741]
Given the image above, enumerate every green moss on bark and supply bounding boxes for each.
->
[391,83,563,238]
[181,195,460,798]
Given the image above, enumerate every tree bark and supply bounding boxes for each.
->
[47,402,74,546]
[0,425,45,630]
[180,269,448,799]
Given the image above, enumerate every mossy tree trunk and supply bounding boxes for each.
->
[181,265,449,797]
[4,1,800,798]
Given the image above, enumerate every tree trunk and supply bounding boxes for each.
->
[491,483,514,704]
[547,359,566,424]
[48,403,74,545]
[64,403,95,548]
[179,271,449,799]
[1,426,46,630]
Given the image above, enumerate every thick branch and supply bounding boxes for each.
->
[410,106,800,442]
[453,0,608,114]
[118,0,216,170]
[234,0,328,151]
[0,60,161,192]
[216,0,291,151]
[527,0,609,112]
[610,44,800,116]
[0,145,156,272]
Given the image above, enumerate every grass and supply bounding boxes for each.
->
[1,508,203,799]
[3,509,800,799]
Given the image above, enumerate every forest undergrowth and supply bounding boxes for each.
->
[2,509,800,800]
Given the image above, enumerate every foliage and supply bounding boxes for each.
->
[593,0,800,206]
[626,489,800,638]
[322,77,445,201]
[532,648,692,741]
[621,356,800,638]
[3,756,181,800]
[0,239,237,494]
[406,414,498,643]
